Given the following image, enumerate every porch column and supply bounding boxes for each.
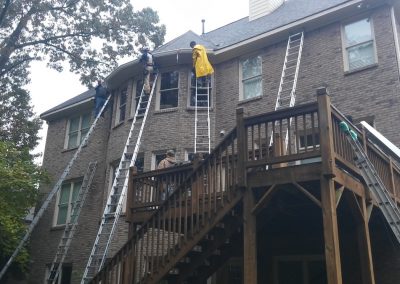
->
[243,188,257,284]
[357,197,375,284]
[318,87,342,284]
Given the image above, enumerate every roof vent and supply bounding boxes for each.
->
[249,0,284,21]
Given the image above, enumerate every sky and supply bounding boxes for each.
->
[28,0,250,163]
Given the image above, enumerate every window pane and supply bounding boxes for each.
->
[135,156,144,173]
[243,77,262,99]
[345,19,372,46]
[242,56,262,80]
[68,133,78,148]
[190,74,211,107]
[160,90,178,109]
[57,206,68,225]
[69,117,80,133]
[347,41,374,70]
[135,80,146,115]
[60,184,70,204]
[161,72,179,89]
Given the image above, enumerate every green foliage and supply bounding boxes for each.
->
[0,0,166,89]
[0,87,42,151]
[0,141,49,276]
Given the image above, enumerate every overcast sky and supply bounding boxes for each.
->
[29,0,249,162]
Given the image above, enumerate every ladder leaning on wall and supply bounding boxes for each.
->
[339,121,400,244]
[0,94,111,281]
[81,74,159,283]
[47,162,98,283]
[194,76,211,154]
[269,31,304,150]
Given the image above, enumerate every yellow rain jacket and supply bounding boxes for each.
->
[192,44,214,78]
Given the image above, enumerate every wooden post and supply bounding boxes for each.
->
[357,196,376,284]
[318,87,342,284]
[127,167,137,239]
[236,107,247,188]
[317,87,335,178]
[243,187,257,284]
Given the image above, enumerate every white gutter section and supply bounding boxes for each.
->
[361,121,400,160]
[215,0,363,55]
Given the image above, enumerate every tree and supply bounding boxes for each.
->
[0,87,41,151]
[0,142,48,278]
[0,0,166,89]
[0,87,47,279]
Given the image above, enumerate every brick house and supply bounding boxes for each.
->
[28,0,400,283]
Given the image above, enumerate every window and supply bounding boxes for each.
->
[152,152,167,170]
[240,55,262,100]
[299,133,320,151]
[343,18,376,71]
[116,87,128,123]
[189,73,212,107]
[133,79,146,116]
[45,264,72,284]
[184,149,196,162]
[55,181,82,226]
[159,71,179,109]
[65,113,91,149]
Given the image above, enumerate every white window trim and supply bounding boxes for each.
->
[239,55,263,101]
[341,17,378,72]
[64,113,91,149]
[187,71,213,108]
[152,150,166,170]
[156,70,179,111]
[53,180,81,227]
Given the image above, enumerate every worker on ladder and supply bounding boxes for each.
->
[139,47,155,94]
[94,80,109,118]
[190,41,214,78]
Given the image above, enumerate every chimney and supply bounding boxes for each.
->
[201,19,205,35]
[249,0,284,21]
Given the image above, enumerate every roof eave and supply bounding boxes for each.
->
[40,97,94,121]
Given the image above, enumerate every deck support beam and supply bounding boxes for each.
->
[243,188,258,284]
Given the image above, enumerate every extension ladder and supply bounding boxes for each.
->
[340,122,400,243]
[194,76,211,154]
[47,162,97,283]
[81,74,158,283]
[270,32,304,149]
[0,94,111,281]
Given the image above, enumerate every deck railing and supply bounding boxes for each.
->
[90,91,400,283]
[91,127,240,283]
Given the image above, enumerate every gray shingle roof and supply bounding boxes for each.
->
[40,88,94,118]
[155,0,351,54]
[41,0,354,117]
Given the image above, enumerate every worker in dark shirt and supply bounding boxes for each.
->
[94,80,108,118]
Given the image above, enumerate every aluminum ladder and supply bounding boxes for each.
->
[340,121,400,243]
[270,32,304,149]
[194,76,211,154]
[81,74,158,283]
[47,162,97,283]
[0,94,111,281]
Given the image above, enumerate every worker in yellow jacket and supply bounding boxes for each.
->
[190,41,214,78]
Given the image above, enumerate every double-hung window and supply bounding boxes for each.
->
[65,113,91,149]
[343,18,377,71]
[55,181,82,226]
[189,73,212,107]
[159,71,179,110]
[116,87,128,123]
[240,55,262,100]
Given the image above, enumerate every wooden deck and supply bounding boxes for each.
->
[91,88,400,284]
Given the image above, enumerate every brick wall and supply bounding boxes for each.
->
[28,4,400,284]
